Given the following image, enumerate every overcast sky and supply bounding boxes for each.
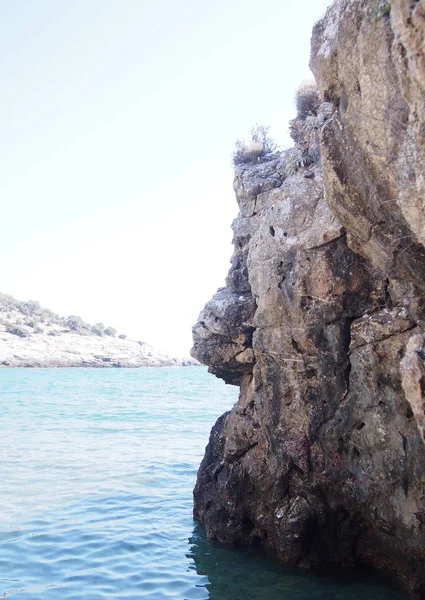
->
[0,0,331,356]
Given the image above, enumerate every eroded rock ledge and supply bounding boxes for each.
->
[191,0,425,596]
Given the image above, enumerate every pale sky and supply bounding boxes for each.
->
[0,0,331,356]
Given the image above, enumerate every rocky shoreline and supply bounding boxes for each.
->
[0,332,195,368]
[191,0,425,596]
[0,295,196,368]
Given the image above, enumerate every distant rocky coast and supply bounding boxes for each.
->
[0,293,196,368]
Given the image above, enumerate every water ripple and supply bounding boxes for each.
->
[0,368,408,599]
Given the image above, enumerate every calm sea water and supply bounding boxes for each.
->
[0,367,407,599]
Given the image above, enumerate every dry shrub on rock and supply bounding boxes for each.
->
[295,80,320,118]
[233,124,277,166]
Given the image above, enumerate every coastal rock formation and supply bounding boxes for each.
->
[191,0,425,596]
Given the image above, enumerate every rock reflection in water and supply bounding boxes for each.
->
[187,523,408,600]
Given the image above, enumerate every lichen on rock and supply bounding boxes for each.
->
[191,0,425,596]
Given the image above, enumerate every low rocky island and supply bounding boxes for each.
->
[0,293,196,368]
[192,0,425,597]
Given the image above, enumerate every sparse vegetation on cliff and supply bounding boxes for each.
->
[232,124,278,166]
[295,80,320,118]
[233,81,322,175]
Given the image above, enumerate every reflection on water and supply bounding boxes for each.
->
[188,523,408,600]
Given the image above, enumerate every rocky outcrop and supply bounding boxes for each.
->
[191,0,425,596]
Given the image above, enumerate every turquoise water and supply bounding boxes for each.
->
[0,367,407,599]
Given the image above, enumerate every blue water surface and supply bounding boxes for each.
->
[0,367,407,599]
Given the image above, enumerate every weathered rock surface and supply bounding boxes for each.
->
[191,0,425,596]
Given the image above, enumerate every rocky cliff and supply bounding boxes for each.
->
[191,0,425,596]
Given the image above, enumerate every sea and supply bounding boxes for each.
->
[0,367,408,599]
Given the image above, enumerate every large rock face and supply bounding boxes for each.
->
[191,0,425,596]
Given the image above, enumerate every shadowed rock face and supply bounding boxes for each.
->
[191,0,425,596]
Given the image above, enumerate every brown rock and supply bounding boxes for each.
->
[191,0,425,596]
